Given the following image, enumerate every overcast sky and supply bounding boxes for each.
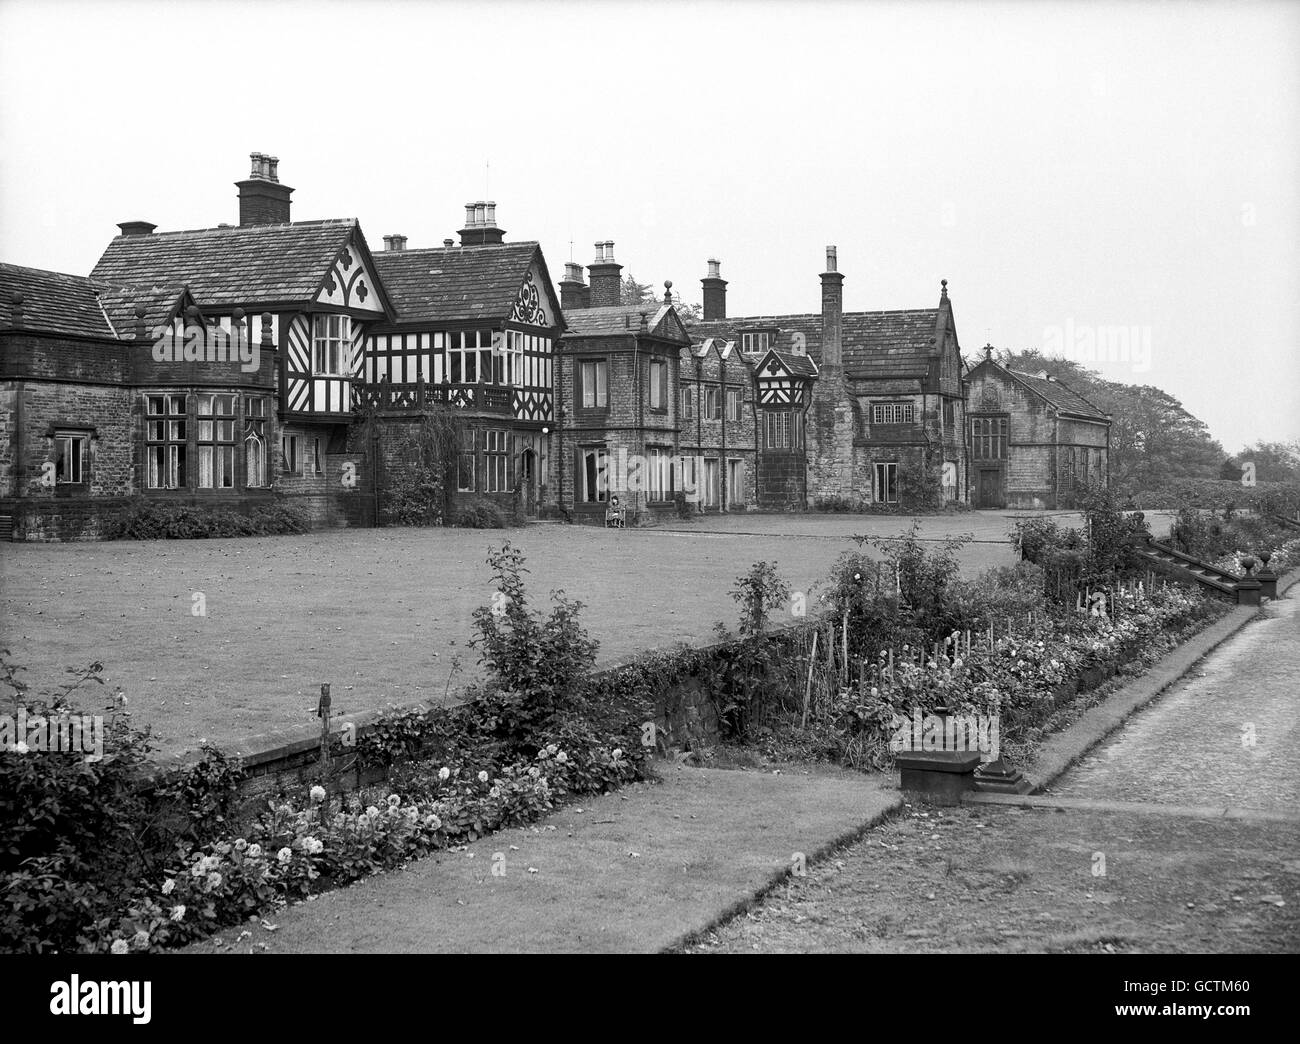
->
[2,0,1296,452]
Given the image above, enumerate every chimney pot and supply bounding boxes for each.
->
[485,201,496,225]
[117,221,158,237]
[465,204,477,226]
[237,154,293,225]
[443,238,454,248]
[820,246,844,368]
[701,257,728,320]
[474,202,487,225]
[587,240,623,307]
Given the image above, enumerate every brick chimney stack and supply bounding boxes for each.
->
[701,258,727,321]
[459,201,506,246]
[10,292,23,329]
[383,234,408,252]
[559,261,590,311]
[820,245,844,369]
[588,241,622,308]
[117,221,157,237]
[236,152,293,226]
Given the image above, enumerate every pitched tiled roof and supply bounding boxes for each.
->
[563,302,691,340]
[97,285,189,338]
[1007,368,1108,420]
[766,347,819,377]
[0,263,117,338]
[90,220,358,306]
[690,308,941,378]
[373,242,540,324]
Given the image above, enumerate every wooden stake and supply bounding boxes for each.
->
[803,631,818,729]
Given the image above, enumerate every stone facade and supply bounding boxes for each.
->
[965,356,1111,509]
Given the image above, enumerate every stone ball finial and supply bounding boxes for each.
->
[1241,556,1256,576]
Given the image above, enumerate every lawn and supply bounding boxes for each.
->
[0,512,1085,757]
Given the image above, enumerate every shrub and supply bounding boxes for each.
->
[452,502,510,529]
[812,495,857,513]
[469,542,598,747]
[104,500,309,540]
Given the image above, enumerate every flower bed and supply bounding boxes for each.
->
[825,581,1220,769]
[90,740,643,954]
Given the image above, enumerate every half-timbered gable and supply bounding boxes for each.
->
[362,237,563,519]
[966,353,1111,509]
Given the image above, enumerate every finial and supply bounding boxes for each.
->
[983,343,994,362]
[941,278,948,298]
[664,280,673,303]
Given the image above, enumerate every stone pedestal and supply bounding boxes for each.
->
[896,750,980,806]
[974,757,1034,794]
[1235,578,1262,606]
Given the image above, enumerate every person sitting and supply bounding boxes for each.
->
[605,494,626,529]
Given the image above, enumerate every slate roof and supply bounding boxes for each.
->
[0,263,117,338]
[1006,368,1109,420]
[764,346,819,377]
[97,285,190,337]
[690,308,941,379]
[563,302,691,341]
[90,219,358,306]
[372,242,541,324]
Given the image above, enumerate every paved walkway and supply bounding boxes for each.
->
[184,764,900,954]
[1047,593,1300,813]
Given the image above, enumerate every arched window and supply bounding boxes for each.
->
[245,432,265,488]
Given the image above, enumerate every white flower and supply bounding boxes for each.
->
[528,767,540,779]
[611,748,624,760]
[556,752,568,764]
[12,741,29,754]
[170,904,187,922]
[111,939,129,955]
[546,743,558,755]
[246,844,262,859]
[206,871,223,890]
[308,838,324,855]
[132,930,151,950]
[387,794,401,808]
[489,786,500,798]
[478,770,489,784]
[310,785,326,804]
[366,805,380,819]
[438,766,451,781]
[233,838,247,852]
[161,878,176,895]
[424,814,442,830]
[277,847,293,865]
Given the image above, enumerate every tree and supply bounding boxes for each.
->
[619,273,702,322]
[1236,440,1300,483]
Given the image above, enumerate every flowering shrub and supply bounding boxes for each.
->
[84,738,647,953]
[827,580,1214,769]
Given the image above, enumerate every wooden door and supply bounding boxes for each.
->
[977,468,1004,509]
